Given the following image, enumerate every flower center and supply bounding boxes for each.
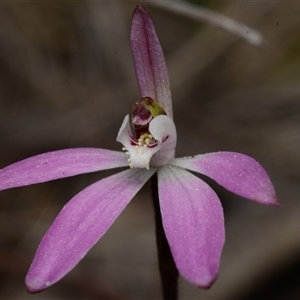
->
[117,96,176,169]
[130,97,166,148]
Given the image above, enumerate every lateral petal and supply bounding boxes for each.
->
[158,166,225,288]
[130,5,173,118]
[0,148,128,191]
[25,168,155,293]
[172,152,279,205]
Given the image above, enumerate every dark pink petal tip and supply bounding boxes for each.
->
[26,282,46,294]
[197,276,218,289]
[270,196,281,207]
[131,5,173,118]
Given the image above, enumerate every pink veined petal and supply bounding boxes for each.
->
[0,148,128,191]
[130,5,173,118]
[172,152,279,206]
[158,166,225,288]
[25,168,156,293]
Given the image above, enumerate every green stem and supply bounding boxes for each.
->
[151,173,179,300]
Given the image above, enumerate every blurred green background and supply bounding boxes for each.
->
[0,1,300,299]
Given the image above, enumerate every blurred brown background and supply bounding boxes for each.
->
[0,1,300,299]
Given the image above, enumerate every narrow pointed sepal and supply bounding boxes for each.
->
[0,148,128,191]
[130,5,173,118]
[25,168,155,293]
[172,152,279,206]
[158,166,225,288]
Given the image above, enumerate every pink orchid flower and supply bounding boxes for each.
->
[0,5,278,293]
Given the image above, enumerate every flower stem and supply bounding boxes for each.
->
[151,173,179,300]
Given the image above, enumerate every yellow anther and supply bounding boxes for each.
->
[135,132,155,149]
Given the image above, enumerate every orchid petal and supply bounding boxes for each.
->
[149,115,177,166]
[25,168,155,293]
[172,152,278,205]
[130,5,173,118]
[158,166,225,288]
[0,148,128,191]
